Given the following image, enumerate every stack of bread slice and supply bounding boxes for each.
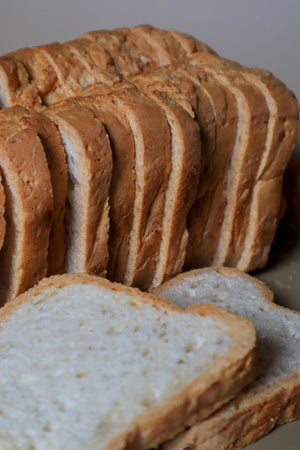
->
[0,25,298,303]
[154,268,300,449]
[0,273,257,449]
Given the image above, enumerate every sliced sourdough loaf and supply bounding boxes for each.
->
[0,109,53,304]
[154,268,300,450]
[0,273,256,450]
[45,101,112,275]
[1,105,67,274]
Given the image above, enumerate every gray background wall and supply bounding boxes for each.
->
[0,0,299,151]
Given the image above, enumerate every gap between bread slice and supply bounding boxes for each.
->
[155,267,300,450]
[0,273,256,450]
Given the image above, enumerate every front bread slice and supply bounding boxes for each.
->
[0,109,53,304]
[0,273,256,450]
[155,268,300,450]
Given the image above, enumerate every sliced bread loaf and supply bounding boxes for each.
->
[154,268,300,450]
[0,273,256,450]
[45,102,112,275]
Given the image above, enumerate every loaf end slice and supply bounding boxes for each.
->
[0,273,256,450]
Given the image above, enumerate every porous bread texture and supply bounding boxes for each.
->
[154,268,300,449]
[0,273,256,450]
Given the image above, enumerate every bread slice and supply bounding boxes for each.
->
[78,29,142,77]
[190,52,299,271]
[190,56,269,267]
[131,78,201,287]
[45,101,112,275]
[0,110,53,304]
[64,38,120,85]
[177,64,238,268]
[0,45,59,109]
[1,105,67,274]
[110,26,162,71]
[154,267,300,450]
[236,69,299,271]
[99,85,171,290]
[131,25,187,66]
[132,64,238,269]
[61,91,136,283]
[166,28,219,56]
[0,272,256,450]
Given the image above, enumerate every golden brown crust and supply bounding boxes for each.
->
[161,375,300,449]
[78,29,142,77]
[46,101,112,275]
[177,65,239,269]
[0,122,53,304]
[64,38,119,85]
[130,79,201,286]
[189,53,299,271]
[2,272,256,450]
[166,28,219,56]
[61,92,136,283]
[0,46,58,109]
[189,56,269,268]
[131,25,187,66]
[107,86,171,290]
[152,266,275,304]
[0,105,67,274]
